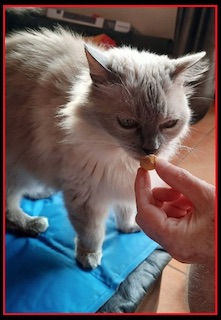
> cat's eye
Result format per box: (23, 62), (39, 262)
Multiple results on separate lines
(161, 119), (178, 129)
(118, 117), (138, 129)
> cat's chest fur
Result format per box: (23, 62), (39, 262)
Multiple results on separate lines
(60, 123), (139, 205)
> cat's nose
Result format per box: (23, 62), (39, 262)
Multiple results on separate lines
(142, 147), (158, 155)
(142, 138), (160, 155)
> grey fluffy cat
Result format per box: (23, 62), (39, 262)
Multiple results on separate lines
(6, 27), (208, 269)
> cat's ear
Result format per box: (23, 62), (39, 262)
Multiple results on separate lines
(171, 51), (209, 82)
(84, 43), (115, 84)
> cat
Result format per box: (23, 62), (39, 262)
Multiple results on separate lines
(6, 26), (209, 269)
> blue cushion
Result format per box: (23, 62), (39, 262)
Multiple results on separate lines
(6, 192), (158, 313)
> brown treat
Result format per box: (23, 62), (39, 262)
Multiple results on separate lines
(140, 154), (157, 171)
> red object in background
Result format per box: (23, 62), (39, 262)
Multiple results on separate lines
(84, 33), (116, 49)
(92, 13), (101, 18)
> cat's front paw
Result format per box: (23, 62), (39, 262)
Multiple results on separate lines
(28, 216), (49, 234)
(75, 244), (102, 269)
(7, 215), (49, 237)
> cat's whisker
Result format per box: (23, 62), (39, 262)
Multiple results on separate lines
(118, 80), (134, 99)
(183, 147), (201, 160)
(178, 145), (194, 152)
(171, 144), (194, 163)
(189, 76), (214, 88)
(190, 96), (215, 102)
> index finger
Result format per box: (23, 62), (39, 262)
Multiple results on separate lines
(155, 159), (210, 205)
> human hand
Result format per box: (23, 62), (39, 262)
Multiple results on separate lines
(135, 159), (215, 264)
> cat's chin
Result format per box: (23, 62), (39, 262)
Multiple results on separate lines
(128, 155), (153, 163)
(130, 153), (158, 162)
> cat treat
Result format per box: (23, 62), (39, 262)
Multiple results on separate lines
(140, 154), (157, 171)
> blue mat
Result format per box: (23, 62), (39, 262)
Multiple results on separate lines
(6, 192), (158, 313)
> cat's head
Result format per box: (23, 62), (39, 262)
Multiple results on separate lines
(79, 43), (209, 160)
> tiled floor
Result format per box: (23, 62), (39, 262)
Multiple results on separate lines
(138, 103), (216, 313)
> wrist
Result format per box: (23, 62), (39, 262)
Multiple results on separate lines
(187, 261), (215, 312)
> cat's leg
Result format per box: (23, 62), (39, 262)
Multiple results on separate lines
(114, 203), (141, 233)
(6, 190), (49, 237)
(64, 191), (107, 269)
(24, 184), (54, 200)
(6, 170), (49, 237)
